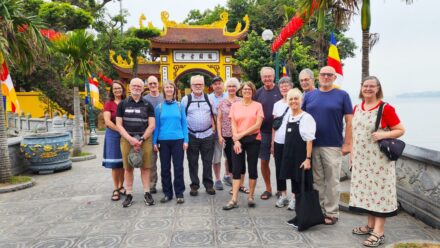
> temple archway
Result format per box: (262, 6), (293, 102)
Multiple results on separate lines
(110, 11), (249, 87)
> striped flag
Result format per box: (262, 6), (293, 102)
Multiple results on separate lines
(1, 58), (21, 113)
(282, 61), (289, 77)
(87, 75), (103, 110)
(327, 33), (344, 88)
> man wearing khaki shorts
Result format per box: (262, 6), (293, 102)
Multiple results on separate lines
(116, 78), (156, 208)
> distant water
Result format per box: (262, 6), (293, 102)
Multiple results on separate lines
(351, 96), (440, 152)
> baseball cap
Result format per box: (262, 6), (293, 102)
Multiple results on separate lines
(211, 76), (223, 84)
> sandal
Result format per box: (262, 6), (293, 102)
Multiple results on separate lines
(352, 225), (373, 235)
(239, 186), (250, 194)
(222, 200), (238, 210)
(260, 191), (272, 200)
(363, 232), (385, 247)
(324, 215), (338, 225)
(248, 198), (256, 208)
(229, 186), (250, 195)
(118, 186), (126, 195)
(111, 189), (120, 201)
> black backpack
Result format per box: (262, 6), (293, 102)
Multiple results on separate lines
(185, 93), (214, 118)
(185, 93), (216, 129)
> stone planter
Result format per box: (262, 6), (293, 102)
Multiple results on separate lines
(20, 133), (72, 174)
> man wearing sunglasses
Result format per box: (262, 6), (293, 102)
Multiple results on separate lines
(302, 66), (353, 225)
(143, 76), (164, 194)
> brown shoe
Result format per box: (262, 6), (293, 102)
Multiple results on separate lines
(206, 187), (216, 195)
(190, 188), (198, 196)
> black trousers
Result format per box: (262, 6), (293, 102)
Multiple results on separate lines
(231, 135), (260, 180)
(187, 134), (214, 189)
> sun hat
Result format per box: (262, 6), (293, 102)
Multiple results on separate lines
(128, 147), (143, 168)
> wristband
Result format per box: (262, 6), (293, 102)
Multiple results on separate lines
(306, 157), (311, 160)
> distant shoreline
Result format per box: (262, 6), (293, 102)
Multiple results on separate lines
(395, 91), (440, 98)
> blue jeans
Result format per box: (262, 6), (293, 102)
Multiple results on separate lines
(158, 139), (185, 198)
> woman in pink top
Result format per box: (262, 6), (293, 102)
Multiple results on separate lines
(223, 81), (264, 210)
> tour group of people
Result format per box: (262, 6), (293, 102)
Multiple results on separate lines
(102, 65), (404, 247)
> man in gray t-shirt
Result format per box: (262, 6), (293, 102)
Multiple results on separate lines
(142, 76), (164, 193)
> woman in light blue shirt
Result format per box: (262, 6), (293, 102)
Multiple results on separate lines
(153, 80), (188, 204)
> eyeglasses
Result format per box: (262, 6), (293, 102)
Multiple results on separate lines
(112, 87), (123, 91)
(299, 78), (311, 82)
(192, 84), (204, 87)
(319, 73), (334, 77)
(362, 85), (378, 89)
(131, 85), (143, 88)
(148, 82), (158, 85)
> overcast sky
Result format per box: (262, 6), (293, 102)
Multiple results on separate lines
(105, 0), (440, 98)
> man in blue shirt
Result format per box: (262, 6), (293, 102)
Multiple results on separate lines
(302, 66), (353, 224)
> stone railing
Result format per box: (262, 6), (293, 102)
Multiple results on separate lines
(396, 145), (440, 228)
(7, 112), (75, 135)
(341, 144), (440, 228)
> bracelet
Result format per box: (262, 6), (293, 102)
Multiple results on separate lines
(306, 157), (311, 160)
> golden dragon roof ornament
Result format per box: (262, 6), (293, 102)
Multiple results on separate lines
(160, 11), (249, 37)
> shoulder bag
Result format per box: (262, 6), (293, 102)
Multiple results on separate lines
(272, 107), (289, 130)
(374, 102), (405, 161)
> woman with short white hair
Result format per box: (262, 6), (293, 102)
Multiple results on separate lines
(279, 88), (317, 227)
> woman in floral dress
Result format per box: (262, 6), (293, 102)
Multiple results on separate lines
(349, 76), (405, 247)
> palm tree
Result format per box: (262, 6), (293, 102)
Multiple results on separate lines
(53, 29), (102, 156)
(0, 0), (47, 183)
(299, 0), (412, 79)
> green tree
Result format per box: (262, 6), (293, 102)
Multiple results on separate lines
(234, 31), (273, 87)
(53, 29), (102, 156)
(38, 2), (94, 32)
(0, 0), (48, 183)
(298, 0), (411, 78)
(183, 5), (227, 25)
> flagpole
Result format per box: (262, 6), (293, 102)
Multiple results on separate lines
(85, 76), (98, 145)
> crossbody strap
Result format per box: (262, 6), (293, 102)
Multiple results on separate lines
(374, 102), (386, 131)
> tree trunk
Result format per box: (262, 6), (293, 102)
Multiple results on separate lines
(0, 94), (13, 183)
(361, 29), (370, 80)
(72, 87), (82, 156)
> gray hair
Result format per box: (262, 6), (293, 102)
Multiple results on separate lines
(190, 75), (205, 85)
(225, 77), (240, 88)
(130, 77), (144, 86)
(260, 67), (275, 76)
(278, 76), (293, 87)
(299, 68), (314, 80)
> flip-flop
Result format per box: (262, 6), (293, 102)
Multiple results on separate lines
(260, 191), (272, 200)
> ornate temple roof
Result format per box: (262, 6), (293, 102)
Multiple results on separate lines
(151, 11), (249, 49)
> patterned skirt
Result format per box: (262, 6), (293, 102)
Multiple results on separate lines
(102, 128), (123, 169)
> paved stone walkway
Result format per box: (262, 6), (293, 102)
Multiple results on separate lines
(1, 135), (439, 248)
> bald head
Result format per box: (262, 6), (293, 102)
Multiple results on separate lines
(147, 75), (159, 94)
(318, 66), (337, 91)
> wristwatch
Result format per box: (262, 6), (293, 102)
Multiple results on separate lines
(139, 136), (145, 142)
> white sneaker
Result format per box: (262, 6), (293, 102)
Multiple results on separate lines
(275, 195), (289, 208)
(287, 197), (296, 211)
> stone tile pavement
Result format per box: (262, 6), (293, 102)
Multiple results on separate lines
(0, 135), (439, 247)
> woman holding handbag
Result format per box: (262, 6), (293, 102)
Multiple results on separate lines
(279, 88), (318, 229)
(349, 76), (405, 247)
